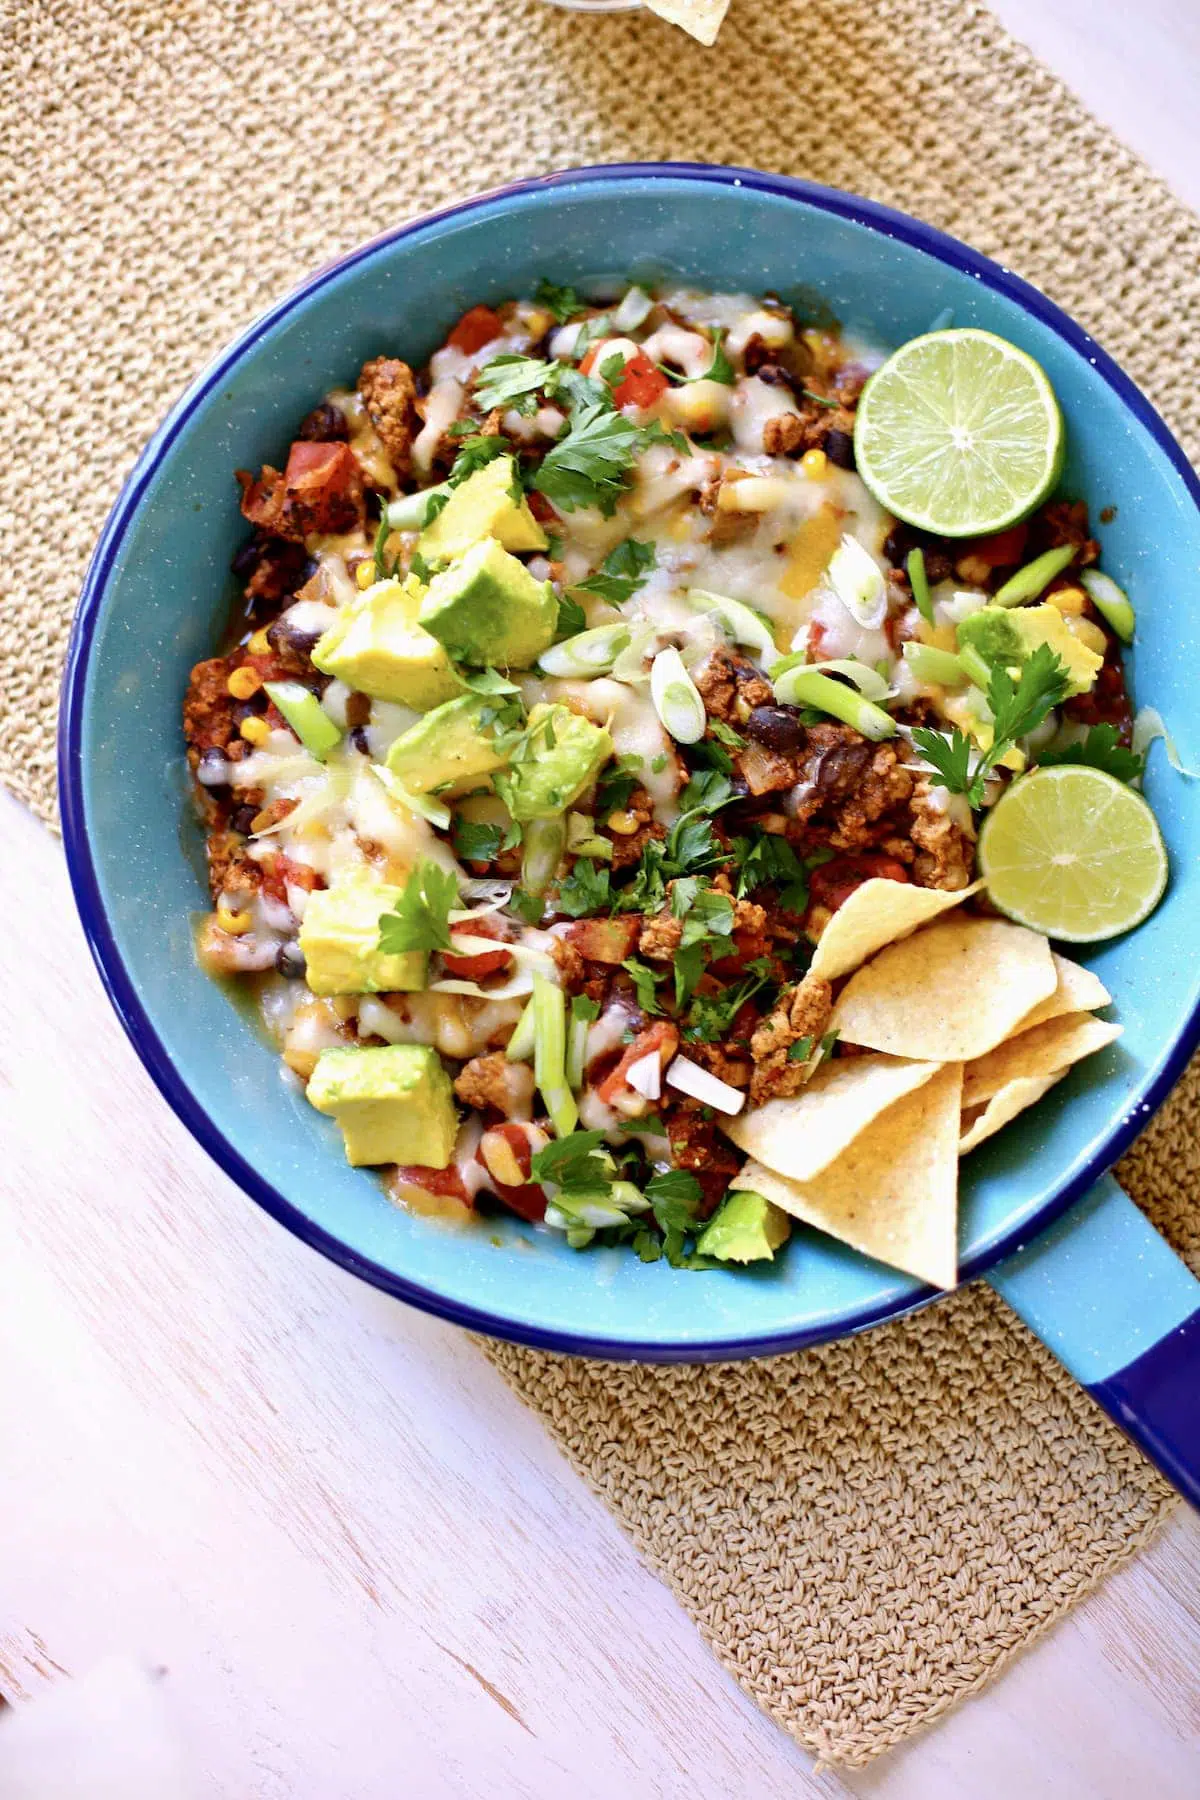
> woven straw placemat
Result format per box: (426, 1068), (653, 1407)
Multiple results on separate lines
(5, 0), (1199, 1768)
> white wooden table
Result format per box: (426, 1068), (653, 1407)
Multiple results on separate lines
(3, 7), (1199, 1793)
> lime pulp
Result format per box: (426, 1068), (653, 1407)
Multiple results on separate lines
(978, 764), (1168, 942)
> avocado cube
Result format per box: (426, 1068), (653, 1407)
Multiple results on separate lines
(313, 576), (463, 710)
(419, 538), (556, 669)
(419, 455), (548, 560)
(306, 1044), (457, 1168)
(696, 1190), (791, 1263)
(385, 693), (511, 797)
(502, 703), (613, 822)
(299, 880), (427, 996)
(956, 603), (1102, 697)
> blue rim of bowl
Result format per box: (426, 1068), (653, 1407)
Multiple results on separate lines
(59, 162), (1200, 1362)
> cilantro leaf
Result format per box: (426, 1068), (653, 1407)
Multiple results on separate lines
(533, 393), (644, 516)
(508, 886), (544, 925)
(530, 1130), (610, 1190)
(575, 538), (656, 607)
(621, 957), (665, 1014)
(666, 809), (726, 874)
(474, 354), (561, 416)
(709, 719), (746, 750)
(644, 1168), (705, 1267)
(786, 1035), (815, 1063)
(1039, 723), (1145, 784)
(452, 819), (503, 864)
(426, 433), (512, 520)
(733, 833), (809, 911)
(673, 888), (735, 1007)
(458, 665), (523, 697)
(377, 859), (459, 955)
(556, 859), (612, 918)
(680, 767), (736, 812)
(659, 328), (736, 388)
(596, 753), (643, 817)
(910, 725), (975, 796)
(534, 278), (584, 324)
(555, 594), (586, 639)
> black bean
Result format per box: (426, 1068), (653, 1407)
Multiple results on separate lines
(231, 536), (262, 577)
(275, 942), (307, 980)
(197, 746), (230, 789)
(883, 523), (916, 568)
(232, 697), (265, 726)
(924, 551), (954, 585)
(296, 402), (349, 442)
(754, 361), (796, 391)
(231, 804), (259, 835)
(746, 705), (806, 753)
(350, 725), (371, 755)
(824, 428), (855, 470)
(266, 617), (322, 659)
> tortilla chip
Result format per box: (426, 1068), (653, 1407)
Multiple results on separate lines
(1010, 952), (1111, 1035)
(809, 878), (984, 982)
(724, 1053), (942, 1184)
(959, 1072), (1067, 1154)
(832, 917), (1057, 1062)
(732, 1064), (964, 1289)
(644, 0), (729, 44)
(961, 1013), (1123, 1110)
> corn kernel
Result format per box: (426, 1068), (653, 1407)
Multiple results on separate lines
(606, 810), (639, 835)
(216, 904), (253, 936)
(283, 1046), (320, 1080)
(227, 665), (262, 700)
(1065, 614), (1109, 656)
(356, 557), (376, 589)
(800, 448), (828, 480)
(239, 714), (270, 747)
(1045, 585), (1087, 616)
(248, 628), (272, 655)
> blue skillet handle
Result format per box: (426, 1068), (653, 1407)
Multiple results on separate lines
(988, 1171), (1200, 1508)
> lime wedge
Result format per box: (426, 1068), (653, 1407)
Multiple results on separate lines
(978, 765), (1167, 942)
(854, 329), (1064, 538)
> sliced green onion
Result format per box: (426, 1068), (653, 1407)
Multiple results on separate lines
(994, 544), (1076, 607)
(505, 996), (537, 1063)
(827, 534), (887, 628)
(532, 973), (578, 1138)
(907, 547), (935, 626)
(538, 622), (631, 677)
(386, 484), (451, 531)
(650, 646), (706, 744)
(956, 643), (996, 693)
(1132, 707), (1200, 778)
(805, 658), (891, 702)
(262, 682), (343, 762)
(685, 588), (780, 669)
(611, 622), (659, 685)
(771, 667), (896, 739)
(521, 815), (567, 896)
(613, 285), (654, 332)
(1080, 569), (1136, 643)
(901, 643), (966, 687)
(566, 1013), (590, 1092)
(565, 814), (614, 860)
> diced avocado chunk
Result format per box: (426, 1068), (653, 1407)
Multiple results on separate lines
(956, 604), (1102, 697)
(263, 681), (342, 761)
(299, 879), (426, 996)
(697, 1190), (791, 1263)
(306, 1044), (457, 1168)
(385, 693), (511, 797)
(419, 455), (548, 559)
(501, 703), (613, 822)
(419, 538), (556, 668)
(312, 576), (462, 710)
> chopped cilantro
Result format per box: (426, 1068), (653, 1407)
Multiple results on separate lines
(673, 888), (735, 1008)
(571, 994), (602, 1025)
(709, 719), (746, 750)
(621, 957), (665, 1014)
(409, 550), (436, 584)
(530, 1129), (610, 1189)
(474, 354), (559, 416)
(556, 859), (612, 918)
(680, 767), (736, 812)
(684, 963), (772, 1043)
(575, 538), (656, 607)
(377, 859), (458, 955)
(556, 594), (587, 639)
(596, 753), (643, 817)
(532, 388), (645, 516)
(786, 1036), (814, 1063)
(508, 885), (544, 925)
(658, 328), (736, 388)
(534, 278), (584, 324)
(644, 1168), (706, 1267)
(734, 833), (809, 911)
(452, 819), (504, 864)
(913, 644), (1072, 807)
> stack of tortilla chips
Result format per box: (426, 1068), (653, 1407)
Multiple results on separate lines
(644, 0), (729, 45)
(724, 881), (1121, 1291)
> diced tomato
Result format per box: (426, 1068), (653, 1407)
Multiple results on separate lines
(440, 915), (515, 981)
(281, 440), (364, 536)
(597, 1021), (680, 1105)
(708, 926), (771, 979)
(394, 1164), (472, 1204)
(964, 522), (1029, 570)
(580, 345), (668, 411)
(477, 1123), (547, 1223)
(448, 305), (504, 355)
(563, 916), (641, 965)
(806, 853), (909, 925)
(260, 849), (320, 904)
(527, 490), (559, 525)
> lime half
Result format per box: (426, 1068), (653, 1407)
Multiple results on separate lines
(979, 765), (1167, 942)
(854, 329), (1064, 537)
